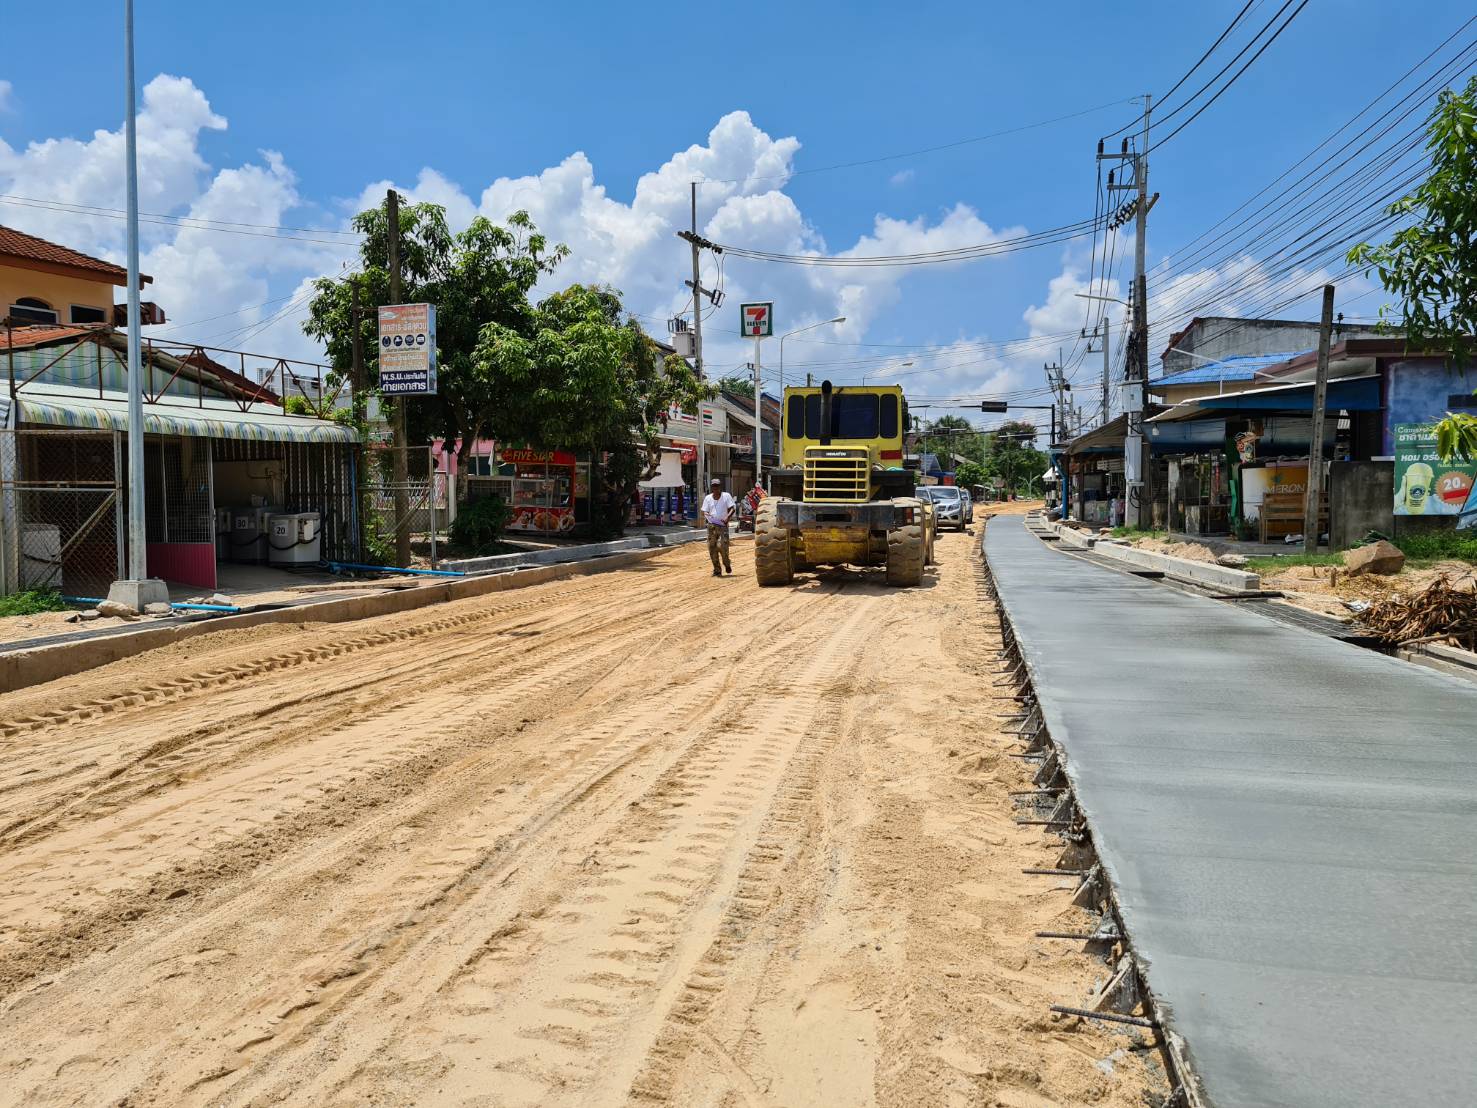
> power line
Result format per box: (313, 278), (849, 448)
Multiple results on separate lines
(1153, 0), (1313, 148)
(0, 193), (362, 245)
(700, 98), (1138, 186)
(715, 215), (1104, 267)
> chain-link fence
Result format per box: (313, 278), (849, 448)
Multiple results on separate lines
(1, 428), (124, 597)
(362, 472), (450, 566)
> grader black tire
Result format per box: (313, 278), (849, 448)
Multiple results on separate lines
(754, 498), (794, 586)
(886, 523), (926, 587)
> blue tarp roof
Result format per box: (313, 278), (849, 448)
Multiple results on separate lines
(1148, 351), (1309, 390)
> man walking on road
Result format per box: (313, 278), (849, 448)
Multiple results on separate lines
(701, 477), (735, 576)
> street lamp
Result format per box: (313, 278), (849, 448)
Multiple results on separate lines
(778, 316), (846, 396)
(861, 359), (913, 386)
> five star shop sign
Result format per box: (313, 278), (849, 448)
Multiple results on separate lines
(377, 303), (438, 395)
(740, 301), (774, 338)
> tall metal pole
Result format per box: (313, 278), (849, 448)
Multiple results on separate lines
(386, 188), (412, 567)
(690, 183), (707, 495)
(1303, 285), (1335, 554)
(123, 0), (146, 580)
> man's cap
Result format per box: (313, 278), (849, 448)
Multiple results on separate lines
(710, 478), (721, 486)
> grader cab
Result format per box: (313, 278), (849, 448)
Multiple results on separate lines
(755, 380), (935, 586)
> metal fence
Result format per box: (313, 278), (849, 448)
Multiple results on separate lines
(0, 428), (124, 597)
(363, 473), (449, 566)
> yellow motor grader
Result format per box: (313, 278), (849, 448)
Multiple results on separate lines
(755, 380), (935, 587)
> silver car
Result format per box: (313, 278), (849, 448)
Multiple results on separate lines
(959, 488), (974, 525)
(920, 485), (966, 531)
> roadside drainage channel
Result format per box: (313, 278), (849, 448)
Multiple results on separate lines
(976, 530), (1206, 1108)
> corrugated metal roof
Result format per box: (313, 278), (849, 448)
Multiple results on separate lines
(1148, 350), (1309, 389)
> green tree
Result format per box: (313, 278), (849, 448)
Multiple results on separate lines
(717, 375), (754, 398)
(1348, 75), (1477, 368)
(954, 460), (990, 491)
(918, 414), (982, 469)
(984, 420), (1048, 496)
(302, 200), (567, 492)
(1436, 410), (1477, 462)
(473, 283), (707, 536)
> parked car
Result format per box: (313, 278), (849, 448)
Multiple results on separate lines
(959, 488), (974, 525)
(918, 485), (966, 530)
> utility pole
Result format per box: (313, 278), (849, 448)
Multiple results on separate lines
(386, 188), (412, 568)
(1303, 284), (1335, 554)
(689, 183), (707, 495)
(1095, 317), (1111, 428)
(350, 280), (367, 559)
(1099, 94), (1154, 527)
(1133, 94), (1152, 527)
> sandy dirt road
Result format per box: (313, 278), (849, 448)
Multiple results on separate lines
(0, 515), (1160, 1108)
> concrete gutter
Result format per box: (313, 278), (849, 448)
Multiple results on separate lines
(1397, 640), (1477, 684)
(1092, 540), (1260, 592)
(0, 546), (667, 694)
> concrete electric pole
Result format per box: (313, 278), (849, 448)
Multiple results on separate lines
(1303, 284), (1335, 554)
(1099, 94), (1153, 527)
(689, 183), (706, 494)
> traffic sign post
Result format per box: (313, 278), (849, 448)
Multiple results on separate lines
(377, 303), (438, 395)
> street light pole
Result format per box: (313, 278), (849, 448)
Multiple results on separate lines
(123, 0), (144, 581)
(777, 317), (844, 444)
(861, 359), (913, 386)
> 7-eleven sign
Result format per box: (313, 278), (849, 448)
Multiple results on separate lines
(740, 302), (774, 338)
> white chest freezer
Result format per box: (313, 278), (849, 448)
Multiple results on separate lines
(267, 512), (322, 565)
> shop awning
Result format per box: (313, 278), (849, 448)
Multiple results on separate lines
(663, 433), (738, 449)
(16, 388), (356, 444)
(1148, 374), (1379, 421)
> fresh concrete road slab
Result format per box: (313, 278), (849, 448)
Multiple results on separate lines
(986, 516), (1477, 1108)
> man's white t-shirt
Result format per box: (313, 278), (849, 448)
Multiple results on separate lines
(702, 492), (735, 526)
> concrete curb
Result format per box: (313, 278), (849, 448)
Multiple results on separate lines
(1092, 541), (1261, 592)
(1397, 640), (1477, 684)
(1052, 523), (1096, 551)
(0, 547), (668, 694)
(438, 537), (650, 573)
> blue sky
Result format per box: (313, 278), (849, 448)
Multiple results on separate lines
(1, 0), (1472, 425)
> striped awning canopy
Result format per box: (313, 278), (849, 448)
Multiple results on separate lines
(16, 389), (356, 444)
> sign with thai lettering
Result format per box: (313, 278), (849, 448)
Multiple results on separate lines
(1394, 422), (1477, 522)
(377, 303), (437, 394)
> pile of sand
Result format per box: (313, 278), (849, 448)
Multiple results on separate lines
(1134, 537), (1219, 563)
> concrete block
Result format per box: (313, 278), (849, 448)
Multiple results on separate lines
(1093, 542), (1261, 592)
(1055, 526), (1095, 551)
(106, 578), (169, 612)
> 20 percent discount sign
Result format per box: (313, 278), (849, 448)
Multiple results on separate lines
(377, 303), (438, 395)
(740, 302), (773, 338)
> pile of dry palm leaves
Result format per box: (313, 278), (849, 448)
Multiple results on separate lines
(1354, 573), (1477, 646)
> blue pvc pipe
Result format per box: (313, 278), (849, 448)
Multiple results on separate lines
(322, 560), (465, 578)
(63, 596), (242, 613)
